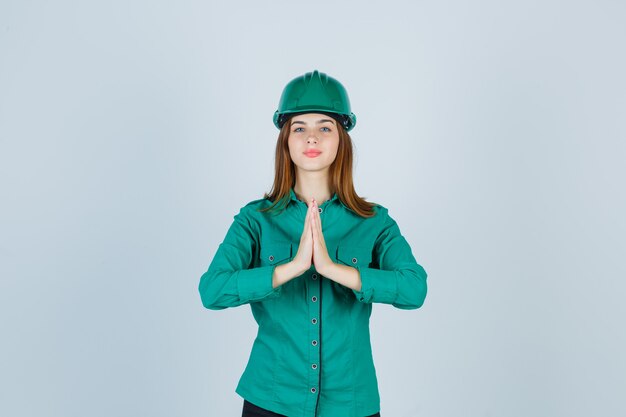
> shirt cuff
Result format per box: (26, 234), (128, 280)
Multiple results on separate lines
(236, 265), (282, 302)
(351, 266), (399, 304)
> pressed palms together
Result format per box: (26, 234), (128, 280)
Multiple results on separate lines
(272, 197), (362, 291)
(292, 198), (335, 277)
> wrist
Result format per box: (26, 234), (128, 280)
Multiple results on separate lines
(273, 262), (300, 288)
(316, 261), (337, 279)
(288, 259), (309, 277)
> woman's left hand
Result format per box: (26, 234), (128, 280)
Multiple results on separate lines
(310, 198), (335, 276)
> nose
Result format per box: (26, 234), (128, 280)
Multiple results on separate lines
(307, 134), (318, 143)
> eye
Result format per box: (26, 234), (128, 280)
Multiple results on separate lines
(293, 127), (304, 132)
(321, 127), (331, 132)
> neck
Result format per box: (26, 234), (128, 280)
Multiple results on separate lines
(293, 171), (331, 205)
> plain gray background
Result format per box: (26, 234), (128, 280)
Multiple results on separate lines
(1, 1), (625, 416)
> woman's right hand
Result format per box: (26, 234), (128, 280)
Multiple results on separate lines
(272, 200), (314, 288)
(291, 199), (314, 275)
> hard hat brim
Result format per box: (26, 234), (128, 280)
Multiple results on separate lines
(273, 109), (356, 132)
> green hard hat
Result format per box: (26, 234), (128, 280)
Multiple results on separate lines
(273, 70), (357, 132)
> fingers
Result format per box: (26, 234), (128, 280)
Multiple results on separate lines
(311, 199), (321, 241)
(303, 200), (310, 230)
(302, 199), (314, 242)
(303, 199), (313, 228)
(306, 203), (313, 232)
(303, 198), (323, 243)
(297, 201), (314, 268)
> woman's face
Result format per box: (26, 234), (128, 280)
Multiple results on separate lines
(287, 113), (340, 176)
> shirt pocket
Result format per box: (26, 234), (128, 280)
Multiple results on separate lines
(259, 242), (293, 267)
(332, 244), (373, 301)
(335, 244), (373, 269)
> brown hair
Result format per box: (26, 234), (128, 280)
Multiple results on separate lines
(259, 116), (377, 218)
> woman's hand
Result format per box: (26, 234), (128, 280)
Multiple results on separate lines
(290, 197), (334, 276)
(290, 200), (314, 276)
(274, 197), (362, 291)
(310, 198), (335, 276)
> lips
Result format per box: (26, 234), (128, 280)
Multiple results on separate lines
(304, 150), (322, 157)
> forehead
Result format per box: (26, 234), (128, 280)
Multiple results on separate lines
(290, 113), (336, 124)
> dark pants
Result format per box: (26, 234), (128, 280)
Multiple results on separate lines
(242, 399), (381, 417)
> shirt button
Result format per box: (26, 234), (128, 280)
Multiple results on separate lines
(352, 257), (357, 264)
(312, 340), (318, 346)
(311, 318), (317, 324)
(269, 255), (275, 262)
(312, 363), (317, 370)
(311, 387), (317, 393)
(318, 207), (323, 213)
(312, 273), (318, 280)
(311, 296), (317, 302)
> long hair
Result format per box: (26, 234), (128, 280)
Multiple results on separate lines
(259, 117), (377, 218)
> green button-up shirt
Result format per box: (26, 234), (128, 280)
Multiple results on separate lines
(198, 188), (428, 417)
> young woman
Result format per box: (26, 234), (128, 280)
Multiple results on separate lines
(199, 70), (428, 417)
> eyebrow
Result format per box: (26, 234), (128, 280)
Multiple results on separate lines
(290, 119), (336, 126)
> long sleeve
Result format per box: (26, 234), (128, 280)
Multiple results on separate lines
(198, 207), (282, 310)
(351, 208), (428, 309)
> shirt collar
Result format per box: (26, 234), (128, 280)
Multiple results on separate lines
(289, 187), (339, 206)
